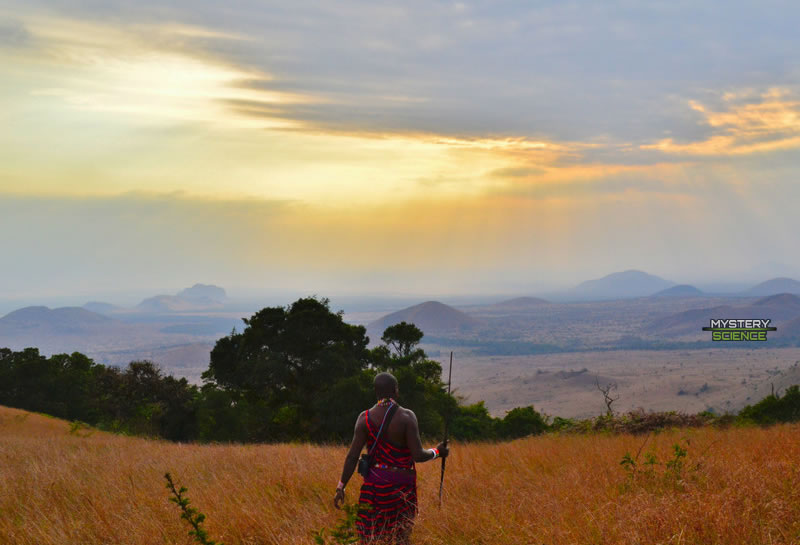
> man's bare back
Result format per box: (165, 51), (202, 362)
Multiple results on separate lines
(355, 403), (429, 461)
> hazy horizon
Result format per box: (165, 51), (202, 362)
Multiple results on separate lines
(0, 269), (794, 318)
(3, 1), (800, 300)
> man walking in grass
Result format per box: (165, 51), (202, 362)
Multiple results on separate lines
(334, 372), (449, 544)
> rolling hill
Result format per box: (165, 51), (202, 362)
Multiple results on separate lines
(366, 300), (478, 340)
(0, 304), (223, 377)
(744, 277), (800, 296)
(644, 293), (800, 338)
(0, 305), (137, 356)
(0, 306), (114, 335)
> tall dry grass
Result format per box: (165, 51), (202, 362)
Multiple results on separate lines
(1, 405), (799, 544)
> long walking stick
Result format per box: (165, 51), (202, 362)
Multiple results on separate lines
(438, 351), (453, 508)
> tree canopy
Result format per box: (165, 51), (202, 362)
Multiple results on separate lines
(0, 296), (554, 443)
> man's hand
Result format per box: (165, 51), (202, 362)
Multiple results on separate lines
(333, 487), (345, 509)
(436, 441), (450, 459)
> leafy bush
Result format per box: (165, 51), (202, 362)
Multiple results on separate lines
(739, 385), (800, 425)
(496, 406), (548, 439)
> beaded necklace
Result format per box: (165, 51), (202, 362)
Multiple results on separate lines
(377, 397), (395, 407)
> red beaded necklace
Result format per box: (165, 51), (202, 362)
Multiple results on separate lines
(377, 397), (395, 407)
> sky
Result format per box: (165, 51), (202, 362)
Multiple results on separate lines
(1, 1), (800, 301)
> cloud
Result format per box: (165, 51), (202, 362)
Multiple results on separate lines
(5, 14), (319, 130)
(5, 2), (800, 174)
(0, 19), (30, 47)
(642, 88), (800, 156)
(3, 1), (800, 298)
(490, 166), (547, 178)
(9, 0), (800, 147)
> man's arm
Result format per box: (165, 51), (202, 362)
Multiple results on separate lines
(334, 411), (368, 509)
(404, 409), (449, 463)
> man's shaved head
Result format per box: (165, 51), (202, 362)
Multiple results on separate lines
(374, 372), (399, 399)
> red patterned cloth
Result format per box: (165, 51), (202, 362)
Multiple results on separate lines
(356, 407), (417, 543)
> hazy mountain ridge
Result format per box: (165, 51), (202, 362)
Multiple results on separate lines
(488, 296), (551, 311)
(643, 294), (800, 339)
(137, 284), (227, 313)
(137, 295), (224, 313)
(4, 273), (800, 391)
(0, 306), (114, 334)
(177, 283), (226, 302)
(0, 297), (235, 381)
(744, 278), (800, 296)
(651, 284), (704, 298)
(570, 270), (675, 299)
(83, 302), (120, 315)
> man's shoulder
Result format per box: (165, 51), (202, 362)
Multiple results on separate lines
(356, 411), (367, 429)
(397, 405), (417, 421)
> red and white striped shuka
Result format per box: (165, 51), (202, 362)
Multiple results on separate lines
(355, 408), (417, 544)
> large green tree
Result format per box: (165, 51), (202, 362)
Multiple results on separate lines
(201, 297), (373, 440)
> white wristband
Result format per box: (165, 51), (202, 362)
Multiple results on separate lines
(428, 447), (439, 460)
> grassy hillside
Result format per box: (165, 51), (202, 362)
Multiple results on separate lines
(1, 406), (799, 544)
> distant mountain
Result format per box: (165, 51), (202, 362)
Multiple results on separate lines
(177, 284), (226, 303)
(643, 304), (737, 337)
(489, 296), (550, 310)
(367, 301), (478, 340)
(572, 270), (674, 299)
(137, 284), (226, 313)
(137, 295), (221, 313)
(83, 301), (119, 315)
(0, 304), (224, 367)
(773, 315), (800, 339)
(651, 284), (704, 298)
(0, 306), (113, 335)
(744, 278), (800, 296)
(750, 293), (800, 309)
(644, 293), (800, 338)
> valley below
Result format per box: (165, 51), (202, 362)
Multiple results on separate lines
(4, 275), (800, 418)
(443, 347), (800, 418)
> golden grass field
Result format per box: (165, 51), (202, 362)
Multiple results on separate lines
(1, 405), (799, 545)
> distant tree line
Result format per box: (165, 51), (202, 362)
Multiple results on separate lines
(1, 296), (798, 443)
(0, 349), (197, 440)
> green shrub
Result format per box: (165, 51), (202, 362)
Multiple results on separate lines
(738, 385), (800, 425)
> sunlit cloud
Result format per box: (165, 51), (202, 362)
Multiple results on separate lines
(642, 88), (800, 156)
(6, 14), (316, 129)
(1, 1), (800, 297)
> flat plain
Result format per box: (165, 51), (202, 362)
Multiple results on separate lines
(446, 347), (800, 418)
